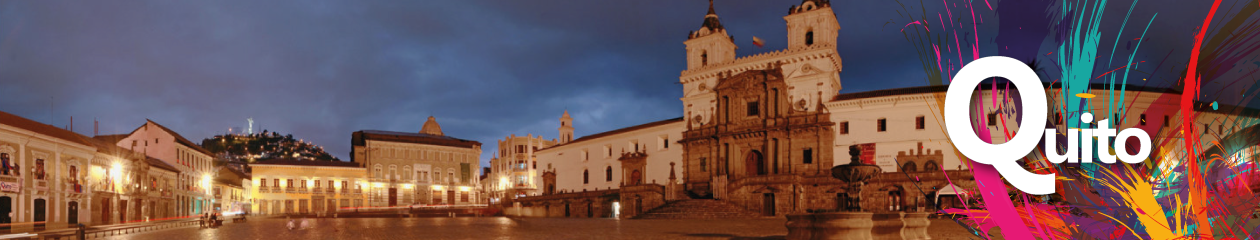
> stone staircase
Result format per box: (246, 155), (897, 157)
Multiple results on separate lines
(633, 199), (762, 219)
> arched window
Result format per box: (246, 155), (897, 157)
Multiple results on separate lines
(805, 31), (814, 46)
(605, 166), (613, 182)
(902, 162), (918, 172)
(924, 161), (939, 172)
(583, 170), (590, 184)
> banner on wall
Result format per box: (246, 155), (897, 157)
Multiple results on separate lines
(857, 143), (876, 164)
(0, 180), (21, 193)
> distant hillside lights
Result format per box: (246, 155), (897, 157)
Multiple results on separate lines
(944, 57), (1152, 195)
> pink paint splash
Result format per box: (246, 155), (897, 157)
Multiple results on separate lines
(968, 88), (1036, 239)
(903, 21), (929, 32)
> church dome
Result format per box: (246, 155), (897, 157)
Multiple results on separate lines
(420, 116), (444, 136)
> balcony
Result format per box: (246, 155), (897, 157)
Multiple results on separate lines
(259, 187), (269, 193)
(312, 187), (323, 194)
(297, 187), (308, 194)
(326, 188), (336, 194)
(65, 182), (83, 193)
(285, 187), (296, 193)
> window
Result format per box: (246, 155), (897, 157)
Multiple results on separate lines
(877, 118), (887, 132)
(34, 159), (45, 180)
(915, 116), (925, 130)
(287, 179), (293, 188)
(517, 145), (525, 153)
(805, 31), (814, 45)
(314, 180), (321, 188)
(1140, 114), (1147, 126)
(582, 149), (590, 160)
(1205, 124), (1210, 133)
(260, 178), (267, 187)
(606, 166), (613, 182)
(1219, 124), (1224, 134)
(274, 179), (279, 187)
(987, 113), (998, 126)
(747, 101), (759, 116)
(604, 145), (612, 158)
(839, 121), (849, 134)
(803, 149), (814, 164)
(1164, 115), (1170, 127)
(701, 51), (708, 66)
(1114, 113), (1121, 125)
(1055, 112), (1063, 125)
(583, 170), (590, 184)
(661, 136), (669, 149)
(902, 162), (918, 172)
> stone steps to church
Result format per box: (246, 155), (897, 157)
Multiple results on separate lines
(633, 199), (761, 219)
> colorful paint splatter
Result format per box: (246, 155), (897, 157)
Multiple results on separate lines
(895, 0), (1260, 238)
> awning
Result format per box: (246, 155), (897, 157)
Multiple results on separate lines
(936, 183), (968, 196)
(935, 183), (969, 203)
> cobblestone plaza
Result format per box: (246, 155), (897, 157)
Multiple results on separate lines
(98, 217), (980, 239)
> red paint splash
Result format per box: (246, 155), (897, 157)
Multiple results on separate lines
(1180, 0), (1223, 237)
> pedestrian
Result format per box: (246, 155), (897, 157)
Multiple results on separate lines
(287, 217), (295, 230)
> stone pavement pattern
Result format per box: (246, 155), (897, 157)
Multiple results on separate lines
(100, 217), (981, 239)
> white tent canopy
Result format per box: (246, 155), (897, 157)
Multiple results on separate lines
(936, 183), (968, 195)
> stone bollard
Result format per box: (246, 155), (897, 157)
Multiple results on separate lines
(785, 214), (815, 240)
(902, 212), (932, 240)
(871, 212), (905, 240)
(811, 212), (873, 240)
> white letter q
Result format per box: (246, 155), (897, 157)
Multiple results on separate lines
(944, 56), (1054, 195)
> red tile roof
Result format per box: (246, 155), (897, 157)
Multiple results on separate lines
(250, 159), (362, 168)
(351, 130), (481, 148)
(0, 111), (95, 147)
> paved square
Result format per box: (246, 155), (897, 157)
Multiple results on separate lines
(99, 217), (981, 239)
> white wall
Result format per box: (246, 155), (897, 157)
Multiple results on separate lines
(535, 121), (684, 195)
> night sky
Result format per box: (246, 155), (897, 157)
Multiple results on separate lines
(0, 1), (1241, 166)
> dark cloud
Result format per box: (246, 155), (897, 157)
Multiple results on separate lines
(0, 0), (1243, 166)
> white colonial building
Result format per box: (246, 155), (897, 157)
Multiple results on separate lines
(534, 114), (685, 195)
